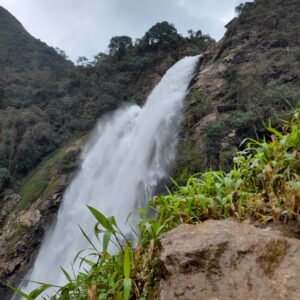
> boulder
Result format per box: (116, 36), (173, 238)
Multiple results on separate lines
(159, 220), (300, 300)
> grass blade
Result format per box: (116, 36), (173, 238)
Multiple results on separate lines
(87, 205), (115, 234)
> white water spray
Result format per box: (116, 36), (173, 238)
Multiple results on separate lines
(20, 55), (200, 297)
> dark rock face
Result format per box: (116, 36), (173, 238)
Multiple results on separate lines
(159, 220), (300, 300)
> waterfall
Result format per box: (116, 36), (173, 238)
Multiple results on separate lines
(19, 55), (200, 298)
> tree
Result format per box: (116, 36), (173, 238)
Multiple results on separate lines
(76, 56), (89, 66)
(55, 47), (68, 60)
(93, 52), (109, 65)
(15, 122), (57, 174)
(143, 21), (179, 47)
(108, 36), (133, 58)
(188, 29), (203, 40)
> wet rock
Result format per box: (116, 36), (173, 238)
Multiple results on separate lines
(159, 220), (300, 300)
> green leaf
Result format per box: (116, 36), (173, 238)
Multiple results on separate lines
(109, 272), (117, 293)
(136, 207), (147, 215)
(81, 257), (95, 268)
(268, 125), (283, 138)
(169, 176), (180, 188)
(79, 225), (98, 251)
(60, 286), (71, 300)
(72, 248), (87, 265)
(108, 215), (117, 227)
(60, 267), (73, 284)
(87, 205), (115, 234)
(103, 231), (111, 253)
(29, 283), (51, 299)
(123, 245), (131, 279)
(125, 212), (133, 224)
(6, 284), (33, 300)
(123, 278), (132, 300)
(94, 223), (104, 241)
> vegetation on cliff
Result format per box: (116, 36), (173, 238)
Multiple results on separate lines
(173, 0), (300, 183)
(12, 106), (299, 299)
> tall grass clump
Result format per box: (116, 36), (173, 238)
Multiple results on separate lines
(11, 106), (300, 299)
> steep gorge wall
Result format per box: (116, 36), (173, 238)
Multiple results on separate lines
(173, 0), (300, 182)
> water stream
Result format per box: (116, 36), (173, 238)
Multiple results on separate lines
(19, 55), (200, 298)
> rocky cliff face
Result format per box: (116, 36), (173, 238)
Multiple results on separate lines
(173, 0), (300, 182)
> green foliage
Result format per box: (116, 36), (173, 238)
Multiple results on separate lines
(15, 139), (82, 212)
(15, 107), (300, 299)
(12, 206), (136, 299)
(123, 245), (132, 300)
(17, 174), (48, 212)
(143, 21), (178, 48)
(108, 36), (133, 58)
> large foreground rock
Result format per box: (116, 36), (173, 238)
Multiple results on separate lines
(159, 220), (300, 300)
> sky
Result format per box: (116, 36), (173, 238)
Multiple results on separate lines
(0, 0), (250, 62)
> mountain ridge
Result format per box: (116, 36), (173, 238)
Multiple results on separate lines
(0, 6), (24, 30)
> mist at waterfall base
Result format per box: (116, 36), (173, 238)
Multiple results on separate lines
(19, 55), (200, 297)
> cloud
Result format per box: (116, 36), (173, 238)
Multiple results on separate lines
(0, 0), (250, 61)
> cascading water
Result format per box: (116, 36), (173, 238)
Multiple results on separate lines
(19, 55), (200, 298)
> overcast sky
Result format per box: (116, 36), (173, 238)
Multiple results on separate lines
(0, 0), (250, 61)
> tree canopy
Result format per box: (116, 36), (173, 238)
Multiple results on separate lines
(108, 36), (133, 58)
(141, 21), (179, 49)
